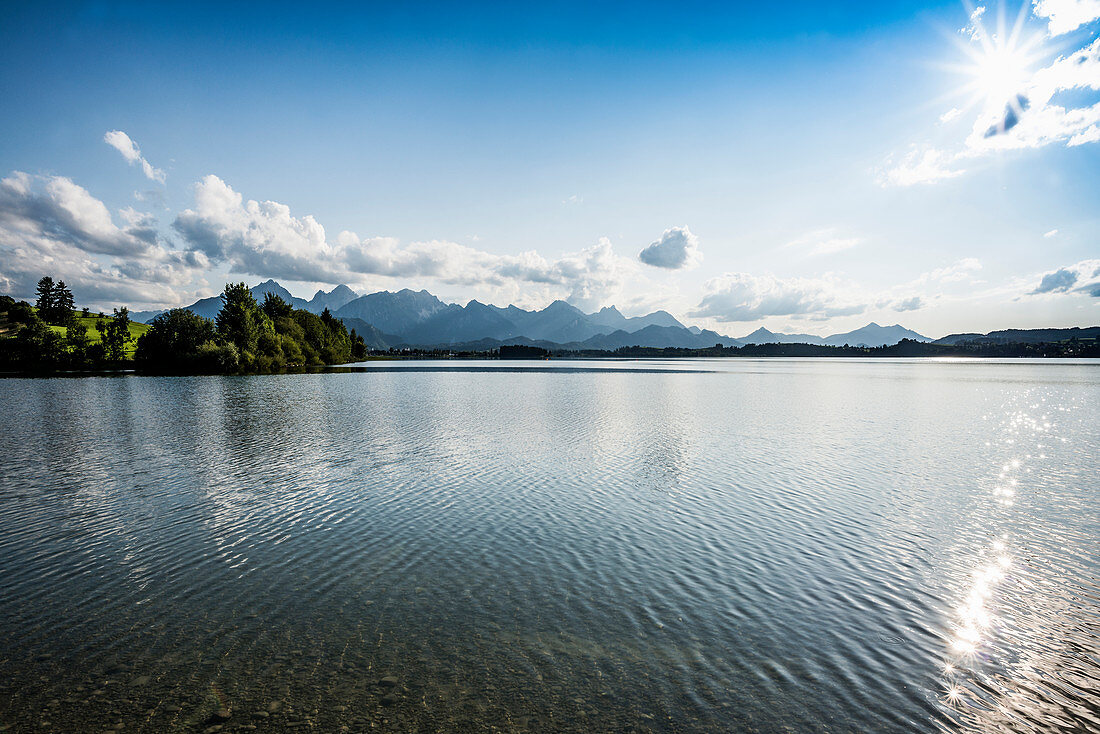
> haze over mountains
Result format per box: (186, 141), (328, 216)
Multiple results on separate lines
(132, 280), (937, 349)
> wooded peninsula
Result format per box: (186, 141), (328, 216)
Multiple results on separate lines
(1, 277), (367, 374)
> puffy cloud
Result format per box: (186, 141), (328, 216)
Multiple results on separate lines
(0, 171), (203, 306)
(1044, 228), (1059, 237)
(1029, 259), (1100, 294)
(1033, 0), (1100, 35)
(553, 238), (629, 308)
(174, 175), (635, 310)
(892, 296), (924, 312)
(690, 272), (867, 322)
(1032, 267), (1079, 292)
(103, 130), (165, 184)
(982, 94), (1030, 138)
(1, 172), (159, 257)
(174, 175), (341, 283)
(638, 226), (703, 270)
(689, 257), (984, 323)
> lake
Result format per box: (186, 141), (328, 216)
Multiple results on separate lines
(0, 358), (1097, 732)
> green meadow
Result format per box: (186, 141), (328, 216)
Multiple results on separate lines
(47, 314), (151, 358)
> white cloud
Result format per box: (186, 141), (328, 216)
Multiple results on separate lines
(0, 171), (203, 306)
(104, 130), (166, 184)
(940, 107), (963, 123)
(174, 175), (638, 310)
(962, 6), (988, 39)
(914, 257), (984, 284)
(690, 258), (981, 324)
(892, 295), (924, 312)
(638, 226), (703, 269)
(784, 228), (862, 257)
(1, 172), (155, 257)
(881, 147), (966, 186)
(690, 272), (867, 322)
(1044, 228), (1059, 237)
(174, 174), (341, 283)
(1033, 0), (1100, 35)
(1029, 258), (1100, 295)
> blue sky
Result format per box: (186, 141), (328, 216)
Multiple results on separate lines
(1, 0), (1098, 338)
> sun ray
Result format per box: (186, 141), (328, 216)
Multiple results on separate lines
(939, 2), (1055, 118)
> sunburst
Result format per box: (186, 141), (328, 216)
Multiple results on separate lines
(941, 3), (1052, 122)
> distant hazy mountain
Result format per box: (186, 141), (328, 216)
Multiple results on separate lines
(737, 323), (929, 347)
(739, 327), (825, 345)
(331, 288), (722, 348)
(588, 305), (628, 329)
(402, 324), (741, 352)
(129, 308), (167, 323)
(403, 301), (520, 344)
(628, 310), (685, 330)
(337, 317), (399, 350)
(935, 326), (1100, 345)
(308, 284), (359, 313)
(573, 325), (740, 350)
(334, 289), (450, 334)
(822, 323), (929, 347)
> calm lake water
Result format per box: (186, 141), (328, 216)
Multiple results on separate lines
(0, 359), (1097, 733)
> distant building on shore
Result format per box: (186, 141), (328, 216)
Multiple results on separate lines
(499, 345), (550, 360)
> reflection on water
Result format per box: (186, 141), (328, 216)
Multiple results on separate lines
(937, 390), (1100, 733)
(0, 359), (1097, 733)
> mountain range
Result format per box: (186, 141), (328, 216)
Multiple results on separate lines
(739, 323), (929, 348)
(131, 280), (936, 350)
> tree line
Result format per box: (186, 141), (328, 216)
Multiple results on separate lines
(0, 277), (367, 373)
(558, 339), (1100, 359)
(136, 283), (367, 371)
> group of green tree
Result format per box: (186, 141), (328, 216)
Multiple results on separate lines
(0, 277), (367, 373)
(0, 277), (134, 370)
(136, 282), (367, 372)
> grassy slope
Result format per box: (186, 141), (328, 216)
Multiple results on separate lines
(46, 314), (151, 358)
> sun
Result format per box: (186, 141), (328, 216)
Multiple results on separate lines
(946, 3), (1050, 112)
(972, 42), (1032, 105)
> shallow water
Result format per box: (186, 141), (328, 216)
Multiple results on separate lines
(0, 358), (1097, 732)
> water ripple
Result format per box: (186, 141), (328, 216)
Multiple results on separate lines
(0, 359), (1096, 732)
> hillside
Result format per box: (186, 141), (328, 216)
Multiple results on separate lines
(48, 314), (151, 358)
(935, 326), (1100, 345)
